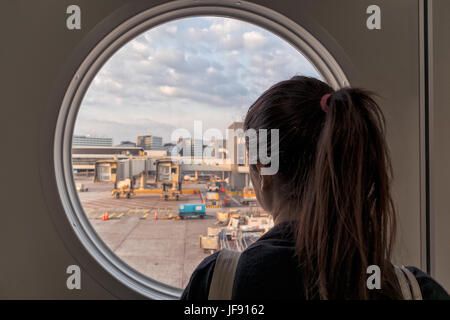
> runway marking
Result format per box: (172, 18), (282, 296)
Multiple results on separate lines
(117, 213), (125, 219)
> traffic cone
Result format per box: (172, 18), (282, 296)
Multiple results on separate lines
(102, 211), (109, 221)
(154, 210), (158, 220)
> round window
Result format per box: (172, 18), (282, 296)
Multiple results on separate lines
(54, 1), (348, 299)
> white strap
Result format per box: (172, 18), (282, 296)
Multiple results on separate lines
(401, 266), (423, 300)
(208, 249), (241, 300)
(394, 265), (422, 300)
(394, 265), (412, 300)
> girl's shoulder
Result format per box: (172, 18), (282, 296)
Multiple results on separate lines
(405, 266), (449, 300)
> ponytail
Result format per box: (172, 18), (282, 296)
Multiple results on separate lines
(244, 76), (403, 299)
(296, 88), (401, 299)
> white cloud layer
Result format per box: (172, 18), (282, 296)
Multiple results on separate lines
(75, 17), (320, 145)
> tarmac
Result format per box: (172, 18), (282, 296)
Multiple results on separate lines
(76, 177), (221, 289)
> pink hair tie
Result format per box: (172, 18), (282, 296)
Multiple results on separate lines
(320, 93), (332, 112)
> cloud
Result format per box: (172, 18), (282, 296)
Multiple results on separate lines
(159, 85), (178, 96)
(165, 25), (177, 34)
(243, 31), (267, 50)
(130, 39), (149, 53)
(76, 17), (321, 145)
(209, 18), (242, 35)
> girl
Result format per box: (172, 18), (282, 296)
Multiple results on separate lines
(181, 76), (449, 300)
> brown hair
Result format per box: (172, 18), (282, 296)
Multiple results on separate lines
(244, 76), (402, 299)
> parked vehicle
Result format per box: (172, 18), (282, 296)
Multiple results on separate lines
(205, 191), (220, 206)
(240, 186), (257, 204)
(111, 178), (133, 198)
(178, 203), (206, 219)
(75, 182), (88, 192)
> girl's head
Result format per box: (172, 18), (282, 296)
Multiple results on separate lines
(244, 76), (401, 299)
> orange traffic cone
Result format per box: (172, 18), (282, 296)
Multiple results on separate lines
(102, 211), (109, 221)
(154, 210), (158, 220)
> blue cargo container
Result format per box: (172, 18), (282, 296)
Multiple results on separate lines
(178, 203), (206, 219)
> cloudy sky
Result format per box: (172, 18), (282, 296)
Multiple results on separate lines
(74, 16), (321, 145)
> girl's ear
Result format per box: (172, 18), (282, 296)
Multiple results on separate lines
(257, 164), (273, 191)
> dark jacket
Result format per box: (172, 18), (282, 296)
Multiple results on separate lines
(181, 221), (449, 300)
